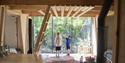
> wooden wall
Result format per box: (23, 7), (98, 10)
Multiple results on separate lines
(117, 0), (125, 63)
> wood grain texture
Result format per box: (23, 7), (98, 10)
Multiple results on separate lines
(0, 54), (42, 63)
(34, 6), (51, 52)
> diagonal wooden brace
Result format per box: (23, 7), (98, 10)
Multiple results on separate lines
(34, 6), (51, 52)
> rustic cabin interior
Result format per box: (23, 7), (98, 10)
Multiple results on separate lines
(0, 0), (124, 63)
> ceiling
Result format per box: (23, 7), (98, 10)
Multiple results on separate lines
(1, 0), (114, 17)
(8, 5), (114, 17)
(0, 0), (103, 5)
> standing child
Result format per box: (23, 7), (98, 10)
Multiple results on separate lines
(65, 35), (71, 56)
(80, 56), (83, 63)
(54, 32), (62, 57)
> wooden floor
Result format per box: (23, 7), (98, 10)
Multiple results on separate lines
(0, 54), (80, 63)
(0, 54), (42, 63)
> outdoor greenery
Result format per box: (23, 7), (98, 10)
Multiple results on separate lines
(32, 16), (93, 54)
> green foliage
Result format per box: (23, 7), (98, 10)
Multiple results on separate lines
(32, 16), (44, 39)
(33, 16), (93, 53)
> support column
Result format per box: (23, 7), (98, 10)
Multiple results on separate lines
(97, 0), (113, 63)
(92, 17), (97, 56)
(112, 0), (118, 63)
(116, 0), (125, 63)
(28, 18), (33, 54)
(0, 5), (6, 46)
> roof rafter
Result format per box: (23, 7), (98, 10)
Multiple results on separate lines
(51, 6), (58, 17)
(61, 6), (65, 17)
(77, 7), (94, 17)
(9, 5), (47, 10)
(38, 10), (45, 15)
(72, 6), (83, 17)
(66, 6), (74, 17)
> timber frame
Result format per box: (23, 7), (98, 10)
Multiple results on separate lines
(0, 0), (117, 63)
(0, 0), (103, 5)
(34, 6), (51, 52)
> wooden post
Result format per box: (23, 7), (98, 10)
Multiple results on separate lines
(96, 0), (113, 63)
(28, 19), (33, 54)
(34, 6), (51, 52)
(18, 16), (24, 53)
(0, 5), (6, 46)
(112, 0), (119, 63)
(114, 0), (125, 63)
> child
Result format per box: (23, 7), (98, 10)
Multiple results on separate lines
(54, 32), (62, 57)
(65, 35), (71, 56)
(80, 56), (83, 63)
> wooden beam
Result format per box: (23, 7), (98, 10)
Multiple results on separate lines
(50, 9), (100, 17)
(77, 7), (94, 17)
(0, 6), (6, 46)
(34, 6), (51, 52)
(96, 0), (113, 63)
(25, 9), (100, 17)
(72, 6), (83, 17)
(38, 10), (45, 15)
(56, 6), (61, 11)
(36, 14), (51, 52)
(112, 0), (118, 63)
(9, 5), (102, 16)
(67, 6), (74, 17)
(75, 7), (89, 16)
(9, 5), (47, 10)
(65, 6), (70, 11)
(73, 6), (79, 11)
(22, 10), (43, 16)
(51, 6), (58, 17)
(27, 19), (33, 54)
(18, 16), (24, 53)
(0, 0), (104, 5)
(56, 6), (61, 16)
(27, 12), (99, 17)
(61, 6), (65, 17)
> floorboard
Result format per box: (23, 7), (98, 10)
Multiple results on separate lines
(0, 54), (42, 63)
